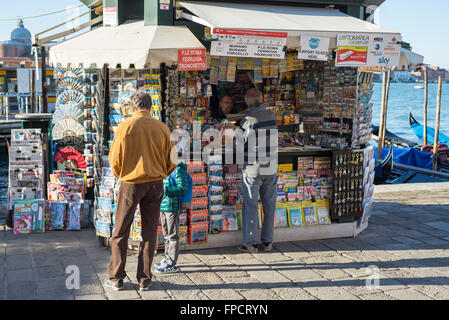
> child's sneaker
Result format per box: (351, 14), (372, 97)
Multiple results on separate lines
(155, 260), (180, 273)
(155, 257), (168, 268)
(104, 278), (123, 291)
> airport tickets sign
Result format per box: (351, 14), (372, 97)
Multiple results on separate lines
(336, 33), (401, 67)
(298, 36), (330, 61)
(211, 28), (287, 59)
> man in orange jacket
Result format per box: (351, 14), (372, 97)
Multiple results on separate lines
(105, 90), (177, 291)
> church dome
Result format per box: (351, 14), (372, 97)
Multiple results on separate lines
(11, 19), (31, 44)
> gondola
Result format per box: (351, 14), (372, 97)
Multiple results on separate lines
(374, 142), (393, 184)
(372, 125), (418, 148)
(409, 110), (449, 145)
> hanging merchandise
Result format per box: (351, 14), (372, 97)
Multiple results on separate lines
(55, 66), (84, 79)
(52, 118), (86, 140)
(53, 147), (88, 170)
(56, 89), (85, 107)
(57, 77), (84, 92)
(52, 103), (84, 124)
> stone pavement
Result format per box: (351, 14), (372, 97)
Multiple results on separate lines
(1, 182), (449, 300)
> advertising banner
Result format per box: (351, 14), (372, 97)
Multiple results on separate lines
(177, 48), (207, 71)
(366, 34), (401, 67)
(336, 34), (370, 66)
(211, 28), (287, 59)
(336, 33), (401, 67)
(298, 36), (330, 61)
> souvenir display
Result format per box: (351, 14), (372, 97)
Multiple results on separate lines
(360, 145), (375, 225)
(49, 201), (67, 230)
(66, 202), (83, 230)
(206, 156), (223, 234)
(353, 72), (374, 146)
(331, 149), (365, 221)
(8, 129), (44, 213)
(89, 41), (377, 248)
(52, 103), (84, 124)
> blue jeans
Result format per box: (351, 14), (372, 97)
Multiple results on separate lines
(241, 172), (277, 247)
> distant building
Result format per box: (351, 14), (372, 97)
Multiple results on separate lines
(412, 67), (449, 82)
(0, 19), (32, 58)
(391, 71), (420, 83)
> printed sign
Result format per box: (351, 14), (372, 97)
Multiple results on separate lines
(366, 34), (401, 67)
(160, 0), (170, 11)
(103, 7), (118, 27)
(336, 34), (370, 66)
(178, 48), (207, 71)
(336, 33), (401, 67)
(211, 28), (287, 59)
(298, 36), (330, 61)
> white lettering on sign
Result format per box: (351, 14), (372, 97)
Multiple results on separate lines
(298, 36), (330, 61)
(211, 28), (287, 59)
(178, 48), (207, 71)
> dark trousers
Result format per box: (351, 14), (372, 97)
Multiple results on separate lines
(108, 180), (163, 287)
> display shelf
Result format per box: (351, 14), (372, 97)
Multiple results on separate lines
(177, 220), (366, 251)
(318, 127), (352, 134)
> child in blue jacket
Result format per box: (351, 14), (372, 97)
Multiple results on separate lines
(155, 162), (190, 273)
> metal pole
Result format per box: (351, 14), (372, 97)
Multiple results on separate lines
(393, 162), (449, 179)
(377, 71), (387, 160)
(433, 76), (443, 171)
(423, 67), (428, 145)
(31, 69), (36, 113)
(25, 96), (29, 114)
(5, 96), (9, 120)
(41, 46), (48, 113)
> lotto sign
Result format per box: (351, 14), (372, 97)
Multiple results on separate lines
(298, 36), (330, 61)
(336, 34), (370, 66)
(336, 33), (401, 67)
(211, 28), (287, 59)
(177, 48), (207, 71)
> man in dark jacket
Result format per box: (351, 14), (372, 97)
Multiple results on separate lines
(155, 162), (189, 273)
(237, 88), (278, 253)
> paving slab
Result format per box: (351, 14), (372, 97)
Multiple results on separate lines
(236, 288), (282, 300)
(385, 288), (433, 300)
(74, 276), (105, 296)
(75, 294), (108, 300)
(6, 280), (37, 299)
(6, 268), (34, 283)
(270, 286), (318, 300)
(6, 254), (33, 270)
(302, 281), (360, 300)
(201, 288), (245, 300)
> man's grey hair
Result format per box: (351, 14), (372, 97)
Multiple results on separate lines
(244, 88), (263, 108)
(130, 89), (152, 110)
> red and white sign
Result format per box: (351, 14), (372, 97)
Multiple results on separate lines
(211, 28), (287, 59)
(177, 48), (207, 71)
(213, 29), (288, 38)
(103, 7), (118, 27)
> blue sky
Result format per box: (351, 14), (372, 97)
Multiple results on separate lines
(0, 0), (448, 68)
(375, 0), (449, 69)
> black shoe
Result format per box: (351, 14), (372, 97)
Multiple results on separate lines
(104, 278), (124, 291)
(262, 242), (272, 251)
(237, 244), (259, 253)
